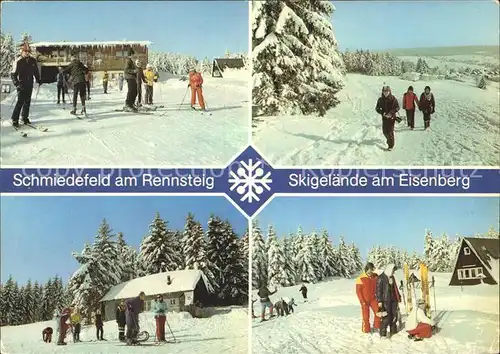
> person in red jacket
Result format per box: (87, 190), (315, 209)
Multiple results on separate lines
(402, 86), (419, 130)
(419, 86), (435, 130)
(356, 262), (380, 333)
(188, 68), (206, 111)
(375, 85), (400, 151)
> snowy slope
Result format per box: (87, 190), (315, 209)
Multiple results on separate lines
(0, 73), (249, 166)
(252, 271), (499, 354)
(253, 73), (500, 166)
(1, 307), (248, 354)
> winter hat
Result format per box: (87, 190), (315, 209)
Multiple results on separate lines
(424, 86), (431, 91)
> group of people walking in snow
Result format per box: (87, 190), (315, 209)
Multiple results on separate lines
(356, 262), (436, 341)
(253, 283), (308, 322)
(376, 85), (436, 151)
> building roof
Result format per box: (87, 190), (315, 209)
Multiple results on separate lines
(32, 41), (152, 48)
(100, 269), (209, 302)
(213, 58), (245, 70)
(464, 237), (499, 283)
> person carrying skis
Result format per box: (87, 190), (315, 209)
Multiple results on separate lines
(102, 70), (109, 94)
(116, 300), (127, 342)
(125, 291), (145, 345)
(118, 73), (124, 92)
(406, 298), (436, 341)
(42, 327), (53, 343)
(402, 86), (419, 130)
(95, 309), (105, 340)
(70, 309), (82, 342)
(257, 284), (277, 322)
(85, 68), (92, 99)
(356, 262), (381, 333)
(376, 85), (400, 151)
(143, 64), (157, 105)
(153, 294), (167, 343)
(376, 264), (402, 338)
(62, 54), (89, 115)
(123, 49), (138, 112)
(56, 67), (67, 104)
(419, 86), (435, 130)
(188, 68), (206, 111)
(299, 284), (308, 302)
(135, 60), (147, 107)
(57, 305), (73, 345)
(10, 42), (41, 127)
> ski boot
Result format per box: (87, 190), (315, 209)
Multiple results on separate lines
(12, 120), (20, 128)
(81, 107), (87, 115)
(124, 105), (138, 113)
(22, 117), (31, 125)
(70, 108), (77, 115)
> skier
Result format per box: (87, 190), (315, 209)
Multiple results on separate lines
(299, 284), (308, 302)
(102, 70), (109, 94)
(257, 284), (277, 322)
(402, 86), (419, 130)
(135, 60), (147, 107)
(57, 306), (73, 345)
(70, 309), (82, 342)
(356, 262), (381, 333)
(115, 300), (127, 342)
(376, 264), (402, 338)
(125, 291), (146, 345)
(62, 54), (89, 115)
(188, 68), (206, 111)
(10, 42), (41, 127)
(85, 68), (92, 99)
(376, 85), (400, 151)
(117, 73), (124, 92)
(274, 298), (289, 317)
(143, 64), (157, 105)
(287, 298), (297, 314)
(56, 67), (67, 104)
(419, 86), (435, 130)
(153, 294), (167, 342)
(406, 298), (436, 341)
(123, 49), (138, 112)
(42, 327), (53, 343)
(95, 309), (105, 340)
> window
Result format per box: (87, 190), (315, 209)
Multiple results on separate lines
(464, 247), (471, 255)
(457, 267), (484, 280)
(1, 84), (11, 93)
(115, 51), (125, 58)
(464, 269), (470, 278)
(170, 299), (176, 305)
(471, 269), (476, 278)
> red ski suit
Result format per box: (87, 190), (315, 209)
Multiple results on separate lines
(356, 272), (380, 333)
(189, 71), (205, 110)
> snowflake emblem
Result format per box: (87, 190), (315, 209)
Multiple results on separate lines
(228, 159), (272, 203)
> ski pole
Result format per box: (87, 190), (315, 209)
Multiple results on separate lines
(431, 276), (437, 318)
(178, 86), (189, 110)
(33, 85), (40, 106)
(165, 317), (176, 342)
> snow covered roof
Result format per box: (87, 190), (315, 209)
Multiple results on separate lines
(464, 237), (500, 283)
(32, 41), (152, 48)
(100, 269), (207, 302)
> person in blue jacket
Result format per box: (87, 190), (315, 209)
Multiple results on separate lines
(153, 294), (167, 342)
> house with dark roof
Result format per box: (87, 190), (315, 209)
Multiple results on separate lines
(449, 237), (499, 286)
(212, 58), (245, 78)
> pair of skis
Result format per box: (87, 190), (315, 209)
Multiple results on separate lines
(12, 122), (48, 138)
(402, 263), (437, 318)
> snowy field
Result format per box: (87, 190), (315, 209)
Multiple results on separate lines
(252, 271), (499, 354)
(0, 307), (248, 354)
(253, 73), (500, 166)
(0, 72), (249, 166)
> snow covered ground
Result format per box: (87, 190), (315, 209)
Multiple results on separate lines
(0, 72), (249, 166)
(253, 73), (500, 166)
(1, 307), (248, 354)
(252, 271), (499, 354)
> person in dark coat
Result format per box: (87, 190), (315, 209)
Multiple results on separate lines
(123, 49), (138, 112)
(10, 42), (41, 127)
(56, 67), (67, 104)
(62, 55), (89, 115)
(274, 298), (289, 317)
(287, 298), (297, 314)
(419, 86), (435, 130)
(135, 60), (147, 107)
(376, 85), (400, 151)
(402, 86), (419, 130)
(115, 300), (127, 341)
(257, 284), (277, 322)
(299, 284), (308, 302)
(376, 264), (402, 338)
(42, 327), (53, 343)
(125, 291), (145, 344)
(95, 309), (104, 340)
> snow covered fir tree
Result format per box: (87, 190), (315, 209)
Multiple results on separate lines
(251, 220), (500, 291)
(252, 0), (345, 117)
(1, 213), (248, 327)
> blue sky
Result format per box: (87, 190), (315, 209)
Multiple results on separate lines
(333, 1), (499, 50)
(256, 197), (499, 257)
(0, 1), (248, 59)
(1, 196), (248, 285)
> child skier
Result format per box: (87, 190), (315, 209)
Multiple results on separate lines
(116, 300), (127, 341)
(299, 284), (308, 302)
(153, 294), (167, 342)
(188, 68), (206, 111)
(42, 327), (53, 343)
(287, 298), (297, 314)
(406, 299), (436, 341)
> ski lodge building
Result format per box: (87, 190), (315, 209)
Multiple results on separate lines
(31, 40), (152, 83)
(99, 270), (211, 321)
(212, 58), (245, 78)
(449, 237), (499, 286)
